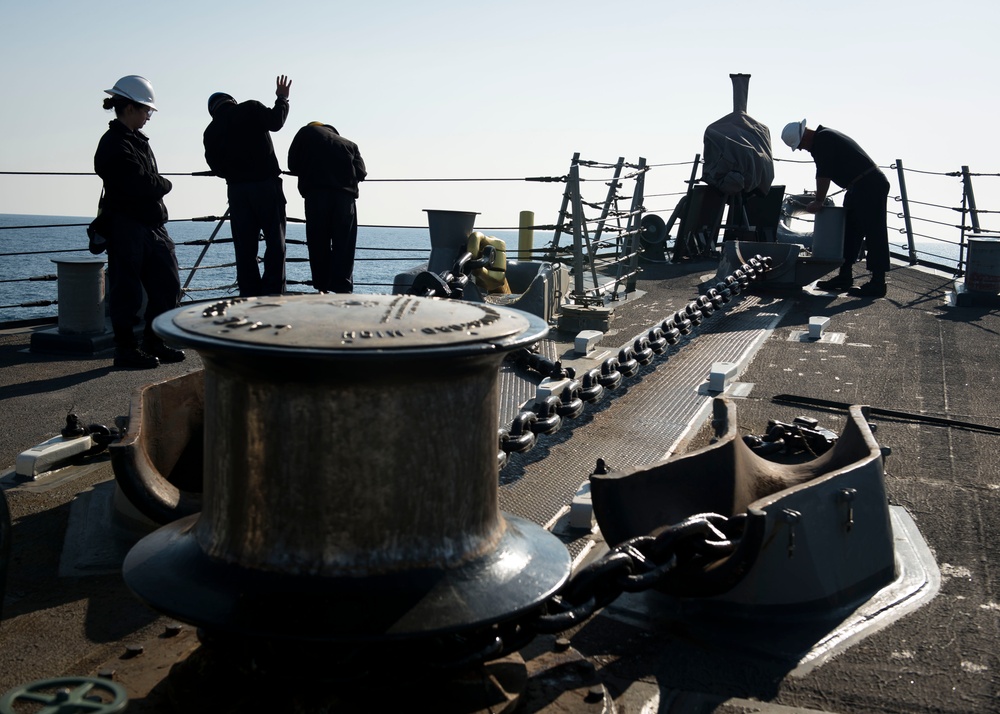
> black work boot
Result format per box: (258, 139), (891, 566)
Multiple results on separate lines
(816, 270), (854, 292)
(114, 347), (160, 370)
(142, 335), (186, 364)
(849, 271), (887, 298)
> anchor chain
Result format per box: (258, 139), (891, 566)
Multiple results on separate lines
(497, 256), (772, 469)
(529, 511), (742, 633)
(406, 248), (498, 299)
(423, 510), (744, 669)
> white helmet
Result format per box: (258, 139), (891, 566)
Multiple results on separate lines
(781, 119), (806, 150)
(105, 75), (157, 111)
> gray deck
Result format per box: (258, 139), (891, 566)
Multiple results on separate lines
(0, 258), (998, 712)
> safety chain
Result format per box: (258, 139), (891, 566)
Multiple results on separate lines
(496, 255), (773, 470)
(742, 416), (839, 459)
(61, 413), (120, 455)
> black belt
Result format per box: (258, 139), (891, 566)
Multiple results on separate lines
(846, 165), (879, 189)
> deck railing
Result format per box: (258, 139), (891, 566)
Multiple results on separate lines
(2, 155), (998, 325)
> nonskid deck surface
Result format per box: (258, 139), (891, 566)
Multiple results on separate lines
(564, 263), (1000, 714)
(0, 259), (998, 712)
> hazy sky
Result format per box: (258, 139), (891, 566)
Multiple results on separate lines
(3, 0), (999, 232)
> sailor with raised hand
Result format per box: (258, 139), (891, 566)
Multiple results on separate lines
(203, 75), (292, 297)
(782, 119), (891, 298)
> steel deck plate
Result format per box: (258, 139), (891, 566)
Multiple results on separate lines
(497, 295), (788, 530)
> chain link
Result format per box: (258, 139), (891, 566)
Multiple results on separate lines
(420, 510), (747, 669)
(498, 256), (772, 468)
(530, 511), (740, 632)
(394, 256), (772, 669)
(406, 249), (487, 299)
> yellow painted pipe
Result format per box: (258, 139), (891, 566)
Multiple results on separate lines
(518, 210), (534, 260)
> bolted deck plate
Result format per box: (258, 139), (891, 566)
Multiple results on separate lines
(155, 293), (546, 357)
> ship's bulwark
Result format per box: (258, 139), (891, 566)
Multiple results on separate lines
(0, 259), (997, 712)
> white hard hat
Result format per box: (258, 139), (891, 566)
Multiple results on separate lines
(781, 119), (806, 150)
(105, 75), (157, 111)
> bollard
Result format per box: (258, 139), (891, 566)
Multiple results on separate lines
(965, 237), (1000, 293)
(518, 210), (535, 261)
(52, 257), (106, 335)
(123, 294), (571, 646)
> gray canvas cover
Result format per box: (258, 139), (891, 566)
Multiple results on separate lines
(702, 111), (774, 197)
(700, 75), (774, 197)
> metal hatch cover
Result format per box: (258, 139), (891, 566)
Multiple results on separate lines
(157, 293), (542, 355)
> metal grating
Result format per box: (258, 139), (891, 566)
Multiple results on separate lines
(497, 338), (557, 426)
(497, 295), (788, 529)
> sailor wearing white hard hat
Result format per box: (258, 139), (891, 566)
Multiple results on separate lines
(781, 118), (890, 298)
(95, 75), (185, 369)
(781, 119), (807, 151)
(105, 75), (157, 112)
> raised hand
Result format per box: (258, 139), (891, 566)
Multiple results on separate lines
(276, 75), (292, 99)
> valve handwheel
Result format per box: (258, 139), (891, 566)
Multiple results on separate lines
(0, 677), (128, 714)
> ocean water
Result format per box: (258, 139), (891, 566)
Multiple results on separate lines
(0, 214), (522, 323)
(0, 213), (968, 324)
